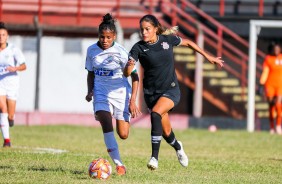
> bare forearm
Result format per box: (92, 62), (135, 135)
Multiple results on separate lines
(87, 72), (95, 93)
(180, 38), (224, 67)
(6, 63), (26, 72)
(181, 39), (209, 59)
(130, 72), (139, 102)
(17, 63), (27, 71)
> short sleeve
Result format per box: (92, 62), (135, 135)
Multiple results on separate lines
(167, 35), (182, 46)
(85, 47), (93, 71)
(13, 47), (26, 66)
(129, 43), (140, 62)
(117, 44), (130, 69)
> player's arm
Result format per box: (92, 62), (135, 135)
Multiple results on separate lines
(259, 66), (269, 85)
(257, 66), (269, 96)
(6, 63), (26, 72)
(86, 71), (95, 102)
(129, 71), (141, 118)
(180, 38), (224, 67)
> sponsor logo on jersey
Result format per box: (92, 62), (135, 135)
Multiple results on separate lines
(143, 49), (149, 52)
(0, 66), (8, 75)
(94, 68), (114, 76)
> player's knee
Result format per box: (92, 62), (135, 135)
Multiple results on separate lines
(118, 132), (129, 140)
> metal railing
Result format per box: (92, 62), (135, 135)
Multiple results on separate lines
(161, 0), (266, 92)
(0, 0), (156, 25)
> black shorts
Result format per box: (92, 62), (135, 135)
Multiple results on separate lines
(144, 87), (181, 110)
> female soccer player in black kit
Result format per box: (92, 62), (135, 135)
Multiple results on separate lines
(124, 14), (224, 170)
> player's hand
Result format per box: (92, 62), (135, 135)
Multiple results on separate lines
(207, 56), (224, 68)
(6, 66), (17, 72)
(85, 92), (93, 102)
(129, 100), (142, 118)
(126, 60), (135, 67)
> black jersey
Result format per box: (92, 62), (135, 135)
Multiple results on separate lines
(129, 34), (181, 94)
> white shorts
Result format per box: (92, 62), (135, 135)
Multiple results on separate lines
(94, 101), (131, 122)
(0, 75), (19, 100)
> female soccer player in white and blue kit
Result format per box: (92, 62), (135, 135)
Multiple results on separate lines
(85, 14), (140, 176)
(0, 22), (26, 147)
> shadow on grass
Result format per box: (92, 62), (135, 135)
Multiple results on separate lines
(28, 166), (87, 178)
(268, 158), (282, 162)
(0, 165), (13, 170)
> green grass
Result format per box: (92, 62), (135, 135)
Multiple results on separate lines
(0, 125), (281, 184)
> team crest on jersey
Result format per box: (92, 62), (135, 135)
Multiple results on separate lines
(161, 42), (169, 50)
(275, 59), (282, 65)
(104, 55), (114, 64)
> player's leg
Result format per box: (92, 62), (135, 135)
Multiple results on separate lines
(266, 86), (276, 134)
(146, 97), (174, 170)
(115, 103), (131, 140)
(0, 95), (10, 147)
(275, 95), (282, 135)
(268, 101), (275, 134)
(116, 120), (130, 140)
(114, 107), (131, 175)
(162, 112), (188, 167)
(7, 99), (16, 127)
(96, 109), (126, 176)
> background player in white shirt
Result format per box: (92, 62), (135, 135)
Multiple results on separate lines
(0, 22), (26, 147)
(85, 13), (141, 176)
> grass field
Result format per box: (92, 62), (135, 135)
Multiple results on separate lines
(0, 125), (281, 184)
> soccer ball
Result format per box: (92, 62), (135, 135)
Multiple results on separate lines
(88, 158), (112, 180)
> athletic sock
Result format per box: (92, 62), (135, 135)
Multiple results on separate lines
(0, 113), (9, 140)
(163, 130), (181, 151)
(103, 131), (123, 166)
(150, 112), (163, 160)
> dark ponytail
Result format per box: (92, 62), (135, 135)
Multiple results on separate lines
(98, 13), (117, 34)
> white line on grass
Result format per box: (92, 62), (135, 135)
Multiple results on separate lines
(13, 146), (68, 154)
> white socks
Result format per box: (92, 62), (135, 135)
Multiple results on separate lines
(104, 131), (123, 166)
(0, 113), (9, 140)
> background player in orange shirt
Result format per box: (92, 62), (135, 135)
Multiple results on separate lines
(259, 42), (282, 135)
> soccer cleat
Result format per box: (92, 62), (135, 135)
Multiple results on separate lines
(9, 119), (14, 127)
(116, 165), (126, 176)
(147, 157), (158, 170)
(176, 141), (189, 167)
(3, 142), (11, 148)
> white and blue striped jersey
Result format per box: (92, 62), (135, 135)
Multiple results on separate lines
(85, 42), (134, 111)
